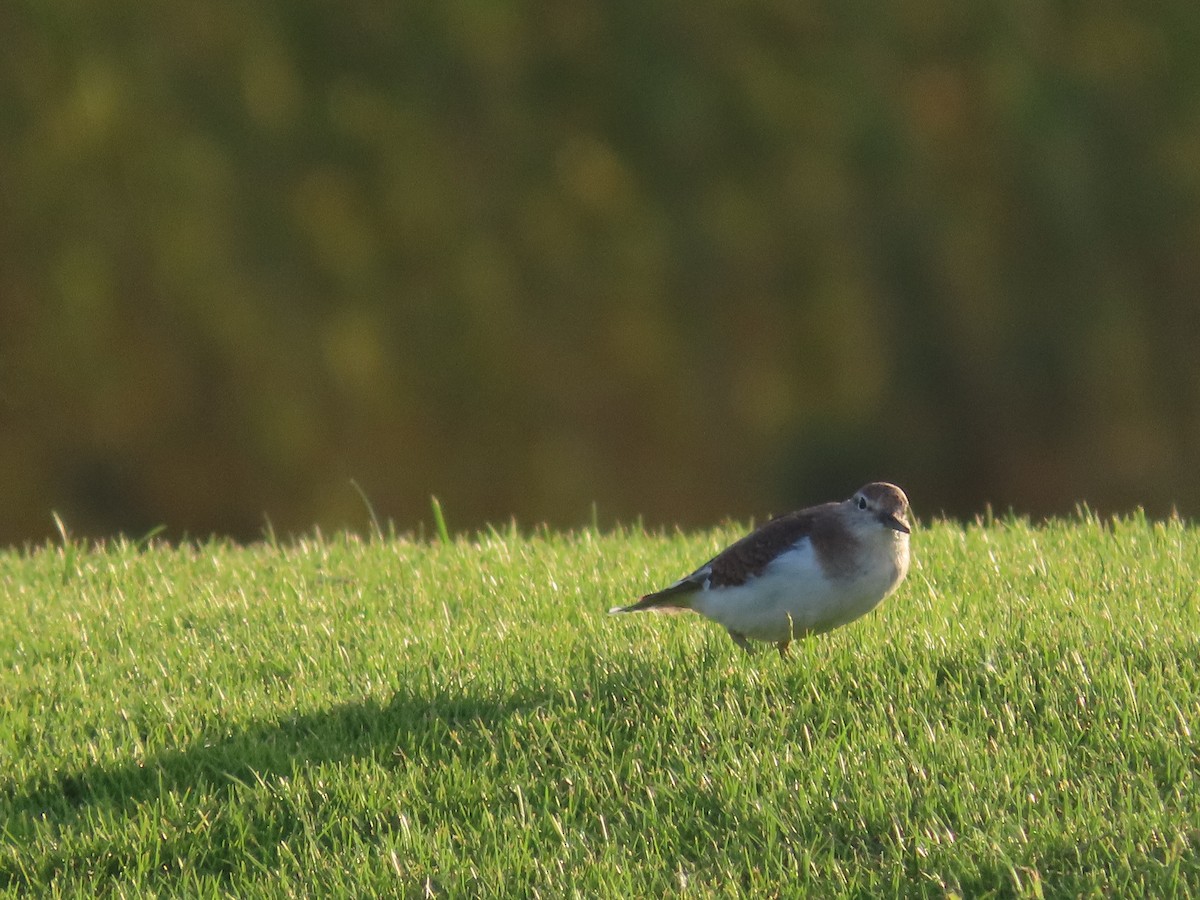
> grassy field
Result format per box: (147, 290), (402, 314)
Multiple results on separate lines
(1, 513), (1198, 897)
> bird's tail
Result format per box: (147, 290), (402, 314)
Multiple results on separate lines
(607, 585), (694, 615)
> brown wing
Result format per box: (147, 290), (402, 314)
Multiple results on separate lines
(616, 502), (850, 613)
(706, 504), (837, 587)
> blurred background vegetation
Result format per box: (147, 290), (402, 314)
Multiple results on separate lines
(3, 1), (1200, 544)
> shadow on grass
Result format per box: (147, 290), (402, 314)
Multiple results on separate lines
(1, 650), (687, 891)
(16, 687), (513, 809)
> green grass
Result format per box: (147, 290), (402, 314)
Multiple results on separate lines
(2, 513), (1199, 897)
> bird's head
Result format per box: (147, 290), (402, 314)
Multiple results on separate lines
(848, 482), (911, 535)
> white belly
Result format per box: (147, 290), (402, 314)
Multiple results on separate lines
(690, 539), (903, 643)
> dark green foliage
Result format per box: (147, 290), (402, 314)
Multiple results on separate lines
(3, 4), (1200, 541)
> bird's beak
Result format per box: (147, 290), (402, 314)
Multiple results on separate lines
(882, 513), (910, 534)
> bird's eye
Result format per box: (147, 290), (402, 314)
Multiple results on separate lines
(857, 496), (868, 510)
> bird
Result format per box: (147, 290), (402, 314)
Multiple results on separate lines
(609, 482), (911, 657)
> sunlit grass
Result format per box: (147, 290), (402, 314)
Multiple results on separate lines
(2, 514), (1199, 896)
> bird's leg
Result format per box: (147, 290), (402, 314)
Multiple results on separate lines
(778, 612), (797, 658)
(727, 630), (757, 654)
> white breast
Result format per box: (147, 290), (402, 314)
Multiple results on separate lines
(690, 535), (907, 643)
